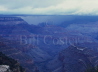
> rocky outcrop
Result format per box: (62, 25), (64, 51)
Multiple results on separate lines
(47, 43), (98, 72)
(0, 17), (27, 25)
(0, 37), (39, 72)
(0, 52), (25, 72)
(0, 65), (12, 72)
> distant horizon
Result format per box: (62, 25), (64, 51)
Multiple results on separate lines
(1, 14), (98, 16)
(1, 15), (98, 25)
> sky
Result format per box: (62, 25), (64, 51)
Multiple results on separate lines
(0, 0), (98, 15)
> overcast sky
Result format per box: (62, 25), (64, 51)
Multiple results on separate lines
(0, 0), (98, 15)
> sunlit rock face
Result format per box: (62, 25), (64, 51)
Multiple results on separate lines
(0, 65), (11, 72)
(0, 17), (27, 25)
(0, 52), (27, 72)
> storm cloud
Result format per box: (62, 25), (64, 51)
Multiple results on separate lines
(0, 0), (98, 15)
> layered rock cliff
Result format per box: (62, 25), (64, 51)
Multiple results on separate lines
(0, 17), (27, 25)
(47, 43), (98, 72)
